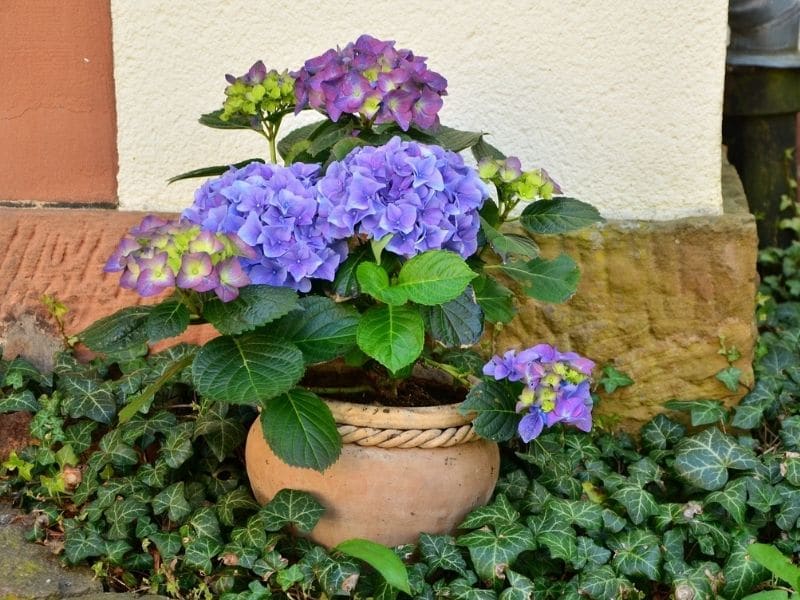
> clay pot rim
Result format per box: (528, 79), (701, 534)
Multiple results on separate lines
(325, 398), (472, 430)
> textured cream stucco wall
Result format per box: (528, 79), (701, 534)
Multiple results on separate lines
(111, 0), (728, 220)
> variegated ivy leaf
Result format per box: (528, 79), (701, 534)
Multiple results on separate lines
(519, 481), (553, 516)
(216, 487), (259, 527)
(159, 422), (194, 469)
(104, 497), (149, 540)
(601, 509), (627, 533)
(63, 421), (97, 454)
(457, 523), (535, 581)
(529, 510), (577, 563)
(574, 536), (611, 570)
(60, 376), (116, 425)
(231, 513), (268, 549)
(673, 561), (724, 600)
(221, 541), (259, 570)
(299, 546), (360, 598)
(136, 458), (169, 489)
(151, 481), (192, 523)
(705, 477), (748, 525)
(640, 415), (686, 451)
(610, 484), (659, 525)
(578, 566), (635, 600)
(722, 532), (769, 600)
(189, 506), (222, 543)
(460, 494), (519, 529)
(674, 428), (757, 491)
(62, 519), (105, 564)
(150, 531), (182, 559)
(3, 357), (51, 389)
(498, 570), (536, 600)
(418, 533), (469, 578)
(664, 399), (727, 427)
(184, 535), (224, 573)
(97, 429), (138, 467)
(608, 530), (661, 580)
(103, 539), (132, 564)
(447, 578), (499, 599)
(745, 476), (782, 513)
(495, 470), (530, 501)
(627, 457), (663, 487)
(261, 488), (324, 533)
(193, 402), (247, 462)
(0, 389), (40, 413)
(546, 500), (604, 531)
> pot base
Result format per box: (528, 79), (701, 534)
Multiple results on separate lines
(245, 419), (499, 547)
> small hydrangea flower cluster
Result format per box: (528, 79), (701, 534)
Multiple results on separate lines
(483, 344), (595, 442)
(477, 156), (562, 202)
(317, 136), (489, 258)
(104, 216), (254, 301)
(182, 161), (348, 292)
(292, 34), (447, 130)
(220, 60), (295, 124)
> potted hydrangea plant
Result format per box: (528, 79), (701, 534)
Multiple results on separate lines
(91, 34), (602, 547)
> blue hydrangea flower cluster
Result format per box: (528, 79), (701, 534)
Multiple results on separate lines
(317, 136), (489, 258)
(182, 161), (348, 292)
(292, 34), (447, 131)
(104, 216), (253, 301)
(483, 344), (596, 442)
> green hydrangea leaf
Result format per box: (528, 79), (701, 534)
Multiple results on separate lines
(203, 284), (299, 335)
(356, 304), (424, 374)
(481, 218), (539, 262)
(421, 287), (483, 348)
(608, 529), (661, 580)
(459, 379), (518, 442)
(332, 245), (372, 299)
(192, 334), (305, 404)
(78, 306), (152, 359)
(261, 388), (341, 471)
(520, 197), (603, 234)
(490, 255), (580, 303)
(261, 488), (325, 533)
(151, 482), (192, 523)
(269, 296), (360, 364)
(394, 250), (477, 306)
(674, 428), (757, 491)
(418, 533), (469, 578)
(457, 524), (535, 581)
(336, 538), (411, 594)
(472, 274), (516, 324)
(356, 262), (409, 306)
(145, 300), (190, 342)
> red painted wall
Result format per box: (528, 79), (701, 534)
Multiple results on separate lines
(0, 0), (118, 205)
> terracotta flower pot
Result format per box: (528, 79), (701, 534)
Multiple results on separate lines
(245, 398), (500, 547)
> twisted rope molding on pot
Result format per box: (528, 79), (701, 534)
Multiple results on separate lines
(336, 423), (479, 448)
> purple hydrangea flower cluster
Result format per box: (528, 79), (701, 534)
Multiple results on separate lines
(104, 216), (253, 301)
(317, 136), (489, 258)
(182, 161), (348, 292)
(483, 344), (596, 442)
(292, 34), (447, 131)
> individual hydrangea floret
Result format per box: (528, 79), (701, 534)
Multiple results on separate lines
(183, 162), (348, 292)
(220, 60), (295, 124)
(292, 34), (447, 131)
(483, 344), (595, 442)
(104, 217), (254, 301)
(317, 136), (489, 258)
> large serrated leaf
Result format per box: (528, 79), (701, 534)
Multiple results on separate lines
(261, 388), (341, 471)
(192, 334), (304, 404)
(203, 285), (299, 335)
(78, 306), (152, 358)
(481, 218), (539, 263)
(674, 428), (757, 491)
(270, 296), (360, 364)
(421, 288), (483, 347)
(356, 304), (424, 374)
(393, 251), (477, 305)
(260, 488), (325, 533)
(336, 538), (411, 594)
(520, 197), (603, 234)
(145, 300), (190, 342)
(459, 380), (518, 442)
(490, 255), (580, 303)
(472, 274), (516, 324)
